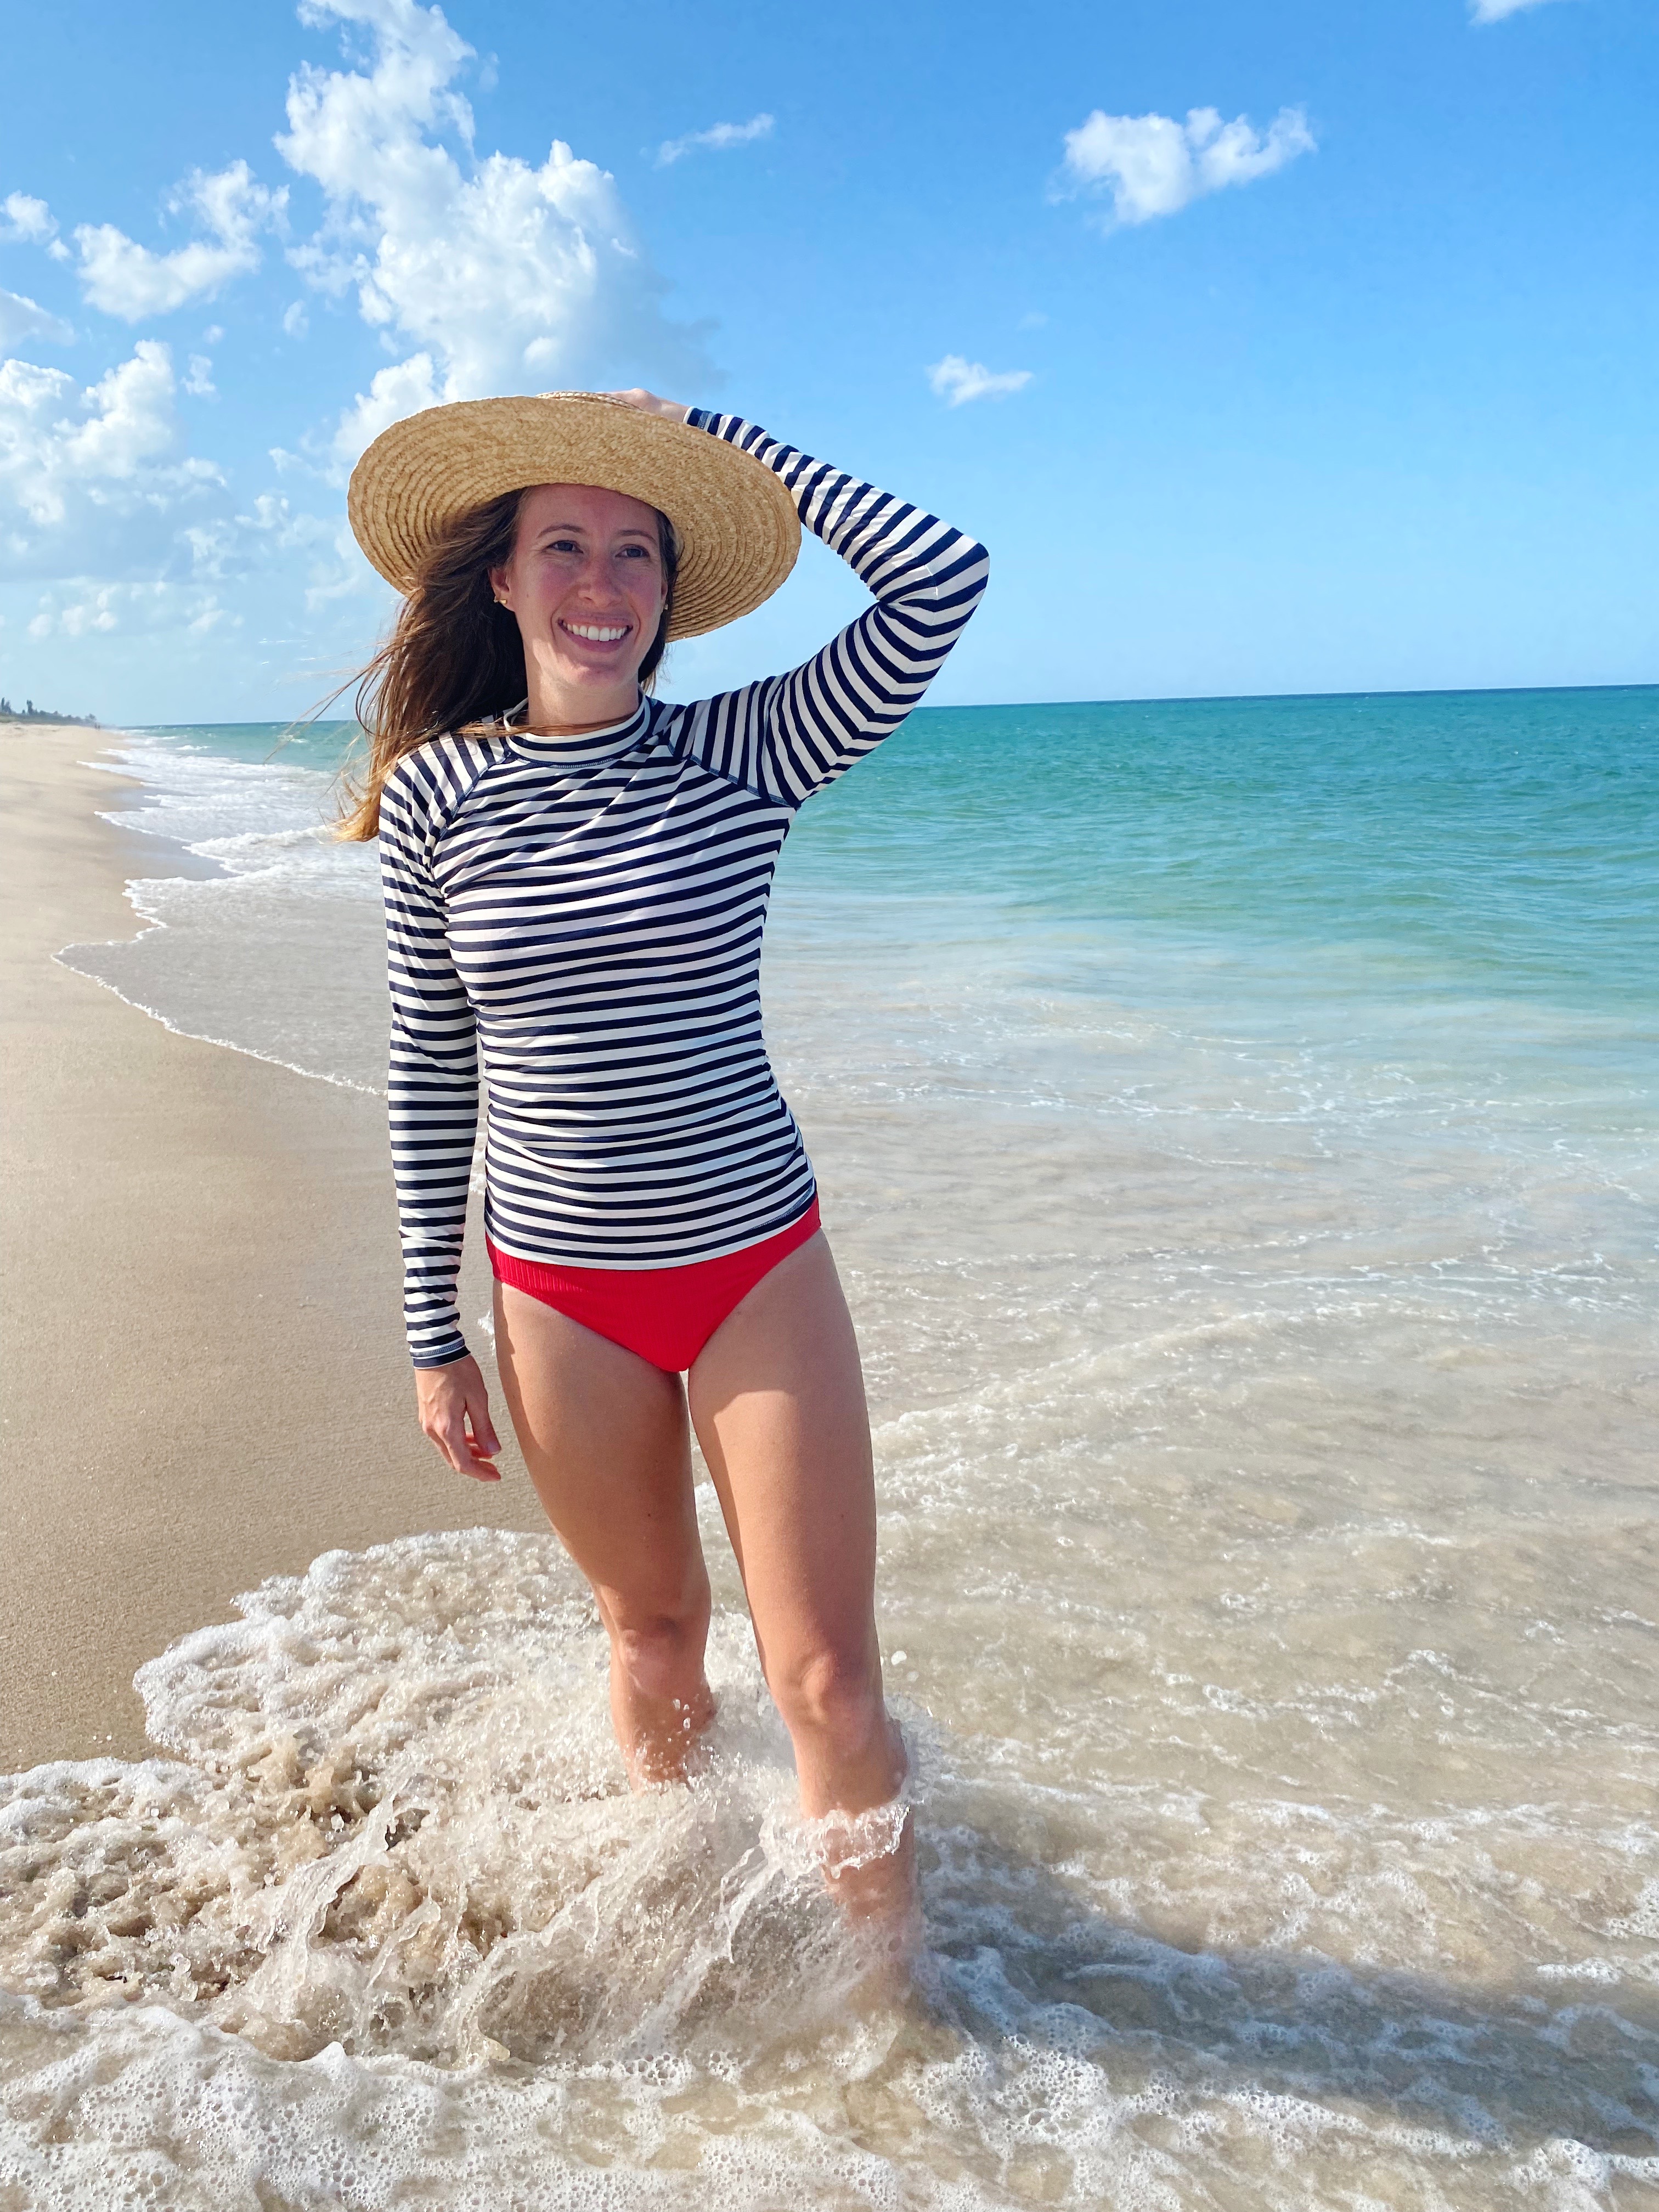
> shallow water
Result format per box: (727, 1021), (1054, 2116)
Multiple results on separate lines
(8, 691), (1658, 2207)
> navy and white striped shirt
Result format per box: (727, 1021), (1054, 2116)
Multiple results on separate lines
(379, 412), (989, 1367)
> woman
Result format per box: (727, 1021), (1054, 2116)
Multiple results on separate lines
(343, 388), (987, 1921)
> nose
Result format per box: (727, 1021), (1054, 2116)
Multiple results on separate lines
(569, 551), (632, 608)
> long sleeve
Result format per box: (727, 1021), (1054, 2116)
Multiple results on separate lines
(379, 751), (479, 1368)
(675, 413), (989, 806)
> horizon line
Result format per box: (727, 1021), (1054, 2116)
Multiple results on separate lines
(103, 675), (1659, 732)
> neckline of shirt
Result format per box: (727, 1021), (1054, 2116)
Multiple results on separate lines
(502, 697), (652, 766)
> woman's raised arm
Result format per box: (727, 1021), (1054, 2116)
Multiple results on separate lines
(666, 411), (990, 808)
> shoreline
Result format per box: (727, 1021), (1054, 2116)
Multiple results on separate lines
(0, 729), (543, 1773)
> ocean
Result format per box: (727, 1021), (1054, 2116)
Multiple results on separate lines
(3, 686), (1656, 2208)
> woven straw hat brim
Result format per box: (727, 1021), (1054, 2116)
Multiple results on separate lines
(347, 392), (800, 640)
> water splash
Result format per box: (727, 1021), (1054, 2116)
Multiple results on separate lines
(3, 1531), (1656, 2209)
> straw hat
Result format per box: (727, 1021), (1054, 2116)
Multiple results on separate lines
(347, 392), (801, 638)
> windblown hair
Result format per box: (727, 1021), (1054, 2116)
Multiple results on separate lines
(337, 491), (678, 841)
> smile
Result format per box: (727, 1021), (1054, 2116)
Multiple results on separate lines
(561, 620), (631, 644)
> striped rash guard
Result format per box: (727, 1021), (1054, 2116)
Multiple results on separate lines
(378, 411), (989, 1368)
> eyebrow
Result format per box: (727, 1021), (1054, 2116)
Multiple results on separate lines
(532, 520), (656, 541)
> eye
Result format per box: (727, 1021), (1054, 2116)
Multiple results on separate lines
(617, 543), (654, 562)
(546, 537), (582, 555)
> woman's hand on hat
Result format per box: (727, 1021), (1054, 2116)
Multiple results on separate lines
(606, 387), (691, 424)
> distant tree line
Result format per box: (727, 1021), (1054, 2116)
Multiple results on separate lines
(0, 697), (101, 726)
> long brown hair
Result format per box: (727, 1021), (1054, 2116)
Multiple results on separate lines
(338, 491), (678, 840)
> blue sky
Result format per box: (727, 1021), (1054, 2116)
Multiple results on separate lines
(1, 0), (1652, 723)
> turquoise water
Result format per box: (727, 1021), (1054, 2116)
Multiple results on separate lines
(103, 682), (1659, 1224)
(789, 687), (1658, 1014)
(156, 685), (1659, 1011)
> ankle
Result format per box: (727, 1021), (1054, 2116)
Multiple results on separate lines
(615, 1676), (716, 1786)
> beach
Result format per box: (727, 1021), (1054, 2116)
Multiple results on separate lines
(0, 729), (545, 1773)
(1, 696), (1655, 2207)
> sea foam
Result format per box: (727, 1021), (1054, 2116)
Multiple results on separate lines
(3, 1528), (1656, 2206)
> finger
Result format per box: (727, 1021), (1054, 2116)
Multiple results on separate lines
(459, 1412), (501, 1479)
(471, 1404), (503, 1458)
(605, 388), (685, 422)
(436, 1419), (482, 1478)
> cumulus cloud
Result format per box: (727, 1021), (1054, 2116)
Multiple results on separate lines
(2, 193), (59, 246)
(2, 1), (723, 667)
(0, 341), (225, 580)
(0, 288), (73, 348)
(73, 160), (287, 319)
(278, 0), (712, 473)
(927, 355), (1032, 407)
(657, 113), (774, 167)
(29, 585), (119, 637)
(1469, 0), (1566, 18)
(25, 578), (235, 640)
(1059, 104), (1314, 227)
(325, 352), (444, 477)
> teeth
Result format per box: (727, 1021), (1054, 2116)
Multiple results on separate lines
(566, 622), (628, 642)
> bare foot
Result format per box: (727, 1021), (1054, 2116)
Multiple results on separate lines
(816, 1795), (919, 1933)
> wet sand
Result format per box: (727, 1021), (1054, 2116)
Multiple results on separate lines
(0, 729), (543, 1771)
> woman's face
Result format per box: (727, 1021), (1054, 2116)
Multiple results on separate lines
(489, 482), (668, 709)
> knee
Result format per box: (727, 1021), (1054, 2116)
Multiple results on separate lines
(608, 1607), (706, 1701)
(768, 1639), (884, 1758)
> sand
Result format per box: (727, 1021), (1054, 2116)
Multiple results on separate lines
(0, 729), (545, 1773)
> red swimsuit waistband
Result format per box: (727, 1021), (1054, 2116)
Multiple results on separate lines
(487, 1200), (822, 1373)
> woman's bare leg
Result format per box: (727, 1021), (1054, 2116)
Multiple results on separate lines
(493, 1281), (716, 1785)
(687, 1233), (912, 1921)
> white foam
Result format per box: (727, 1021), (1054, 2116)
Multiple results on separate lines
(3, 1530), (1656, 2206)
(59, 734), (387, 1090)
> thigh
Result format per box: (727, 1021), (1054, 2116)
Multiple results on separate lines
(492, 1280), (704, 1617)
(686, 1233), (878, 1673)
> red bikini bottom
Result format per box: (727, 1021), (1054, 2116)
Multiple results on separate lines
(487, 1200), (821, 1373)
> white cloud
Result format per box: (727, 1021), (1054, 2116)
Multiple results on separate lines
(1, 346), (176, 525)
(177, 493), (336, 588)
(30, 586), (118, 637)
(1470, 0), (1567, 18)
(25, 577), (238, 639)
(0, 341), (226, 580)
(2, 2), (728, 679)
(326, 352), (442, 477)
(74, 160), (287, 319)
(278, 0), (711, 471)
(0, 288), (73, 347)
(1, 193), (58, 246)
(657, 112), (774, 167)
(927, 355), (1032, 408)
(1059, 104), (1314, 227)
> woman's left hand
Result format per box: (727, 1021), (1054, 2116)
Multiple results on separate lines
(607, 388), (691, 424)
